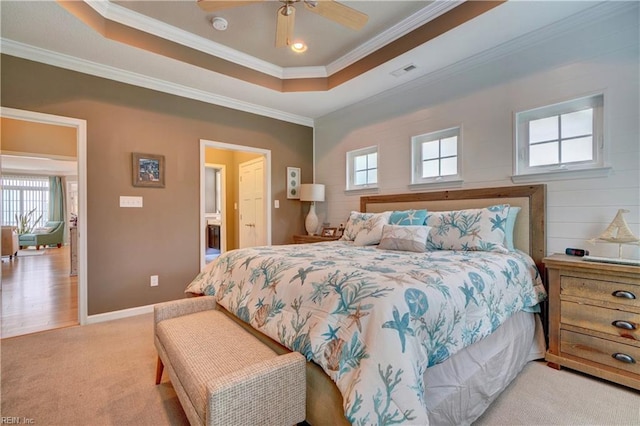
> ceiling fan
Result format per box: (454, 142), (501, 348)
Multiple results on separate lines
(197, 0), (368, 48)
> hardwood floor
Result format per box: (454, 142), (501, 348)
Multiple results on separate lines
(1, 246), (78, 338)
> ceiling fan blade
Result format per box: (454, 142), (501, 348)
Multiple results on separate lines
(197, 0), (264, 13)
(275, 5), (295, 48)
(304, 1), (368, 30)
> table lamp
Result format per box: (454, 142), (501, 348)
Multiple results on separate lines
(300, 183), (325, 235)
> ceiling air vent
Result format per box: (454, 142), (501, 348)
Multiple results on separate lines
(391, 64), (417, 77)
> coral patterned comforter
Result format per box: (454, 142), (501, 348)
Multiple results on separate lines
(185, 241), (546, 425)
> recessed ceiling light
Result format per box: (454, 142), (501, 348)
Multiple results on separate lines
(290, 42), (307, 53)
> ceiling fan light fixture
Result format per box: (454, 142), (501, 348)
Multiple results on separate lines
(280, 4), (294, 17)
(291, 41), (307, 53)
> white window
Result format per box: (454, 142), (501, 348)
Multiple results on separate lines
(515, 94), (604, 178)
(346, 146), (378, 190)
(411, 127), (462, 185)
(2, 175), (49, 230)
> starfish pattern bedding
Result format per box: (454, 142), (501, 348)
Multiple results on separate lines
(185, 241), (546, 425)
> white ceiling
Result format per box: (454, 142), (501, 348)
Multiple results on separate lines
(0, 1), (608, 126)
(114, 1), (430, 68)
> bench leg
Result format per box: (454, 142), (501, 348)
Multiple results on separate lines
(155, 356), (164, 385)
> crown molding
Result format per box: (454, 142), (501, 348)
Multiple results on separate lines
(85, 0), (286, 78)
(1, 151), (77, 161)
(0, 167), (78, 177)
(0, 39), (314, 127)
(327, 1), (633, 119)
(282, 66), (328, 79)
(84, 0), (454, 81)
(326, 0), (463, 75)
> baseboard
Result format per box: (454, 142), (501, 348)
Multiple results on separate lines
(86, 304), (154, 324)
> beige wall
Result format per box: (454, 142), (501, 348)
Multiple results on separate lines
(1, 55), (313, 315)
(204, 147), (262, 250)
(1, 117), (77, 158)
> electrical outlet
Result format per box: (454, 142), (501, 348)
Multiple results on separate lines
(150, 275), (159, 287)
(274, 200), (279, 208)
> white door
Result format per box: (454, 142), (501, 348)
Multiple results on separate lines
(239, 157), (266, 248)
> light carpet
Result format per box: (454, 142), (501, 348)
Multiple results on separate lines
(1, 314), (638, 425)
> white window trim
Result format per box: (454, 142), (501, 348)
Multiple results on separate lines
(411, 126), (463, 185)
(513, 94), (606, 181)
(511, 166), (612, 183)
(346, 145), (379, 191)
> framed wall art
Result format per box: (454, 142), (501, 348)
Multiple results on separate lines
(287, 167), (301, 199)
(321, 227), (337, 237)
(132, 152), (165, 188)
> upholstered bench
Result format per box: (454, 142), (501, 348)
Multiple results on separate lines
(154, 296), (306, 426)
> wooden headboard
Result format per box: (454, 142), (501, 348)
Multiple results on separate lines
(360, 185), (546, 273)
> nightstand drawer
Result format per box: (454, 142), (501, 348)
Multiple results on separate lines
(561, 330), (640, 376)
(561, 301), (640, 341)
(561, 276), (640, 309)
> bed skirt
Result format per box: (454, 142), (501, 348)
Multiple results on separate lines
(216, 305), (544, 426)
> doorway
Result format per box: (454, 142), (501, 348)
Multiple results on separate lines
(239, 157), (266, 249)
(0, 107), (88, 334)
(199, 139), (271, 270)
(204, 163), (224, 264)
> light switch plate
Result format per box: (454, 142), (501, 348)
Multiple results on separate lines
(120, 196), (143, 208)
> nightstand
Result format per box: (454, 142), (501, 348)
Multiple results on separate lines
(544, 253), (640, 390)
(292, 234), (340, 244)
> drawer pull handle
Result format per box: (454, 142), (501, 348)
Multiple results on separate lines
(612, 320), (636, 330)
(612, 353), (636, 364)
(612, 290), (636, 300)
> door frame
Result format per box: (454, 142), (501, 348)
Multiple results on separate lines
(204, 162), (226, 254)
(199, 139), (271, 270)
(1, 107), (88, 325)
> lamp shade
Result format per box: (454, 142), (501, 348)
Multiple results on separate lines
(299, 184), (325, 202)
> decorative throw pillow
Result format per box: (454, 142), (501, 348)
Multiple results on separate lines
(340, 211), (374, 241)
(425, 204), (510, 253)
(354, 211), (391, 246)
(504, 206), (521, 251)
(389, 209), (428, 226)
(378, 225), (431, 252)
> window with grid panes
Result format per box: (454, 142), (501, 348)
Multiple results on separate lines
(346, 146), (378, 190)
(411, 127), (461, 184)
(2, 175), (49, 229)
(515, 94), (604, 176)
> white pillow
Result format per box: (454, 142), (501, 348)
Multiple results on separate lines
(425, 205), (510, 253)
(354, 211), (391, 246)
(378, 225), (431, 252)
(340, 211), (373, 241)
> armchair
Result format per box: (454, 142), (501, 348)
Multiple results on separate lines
(19, 221), (65, 250)
(2, 226), (19, 259)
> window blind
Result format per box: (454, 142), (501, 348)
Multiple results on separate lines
(1, 175), (49, 227)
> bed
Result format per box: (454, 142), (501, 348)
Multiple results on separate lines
(185, 184), (547, 425)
